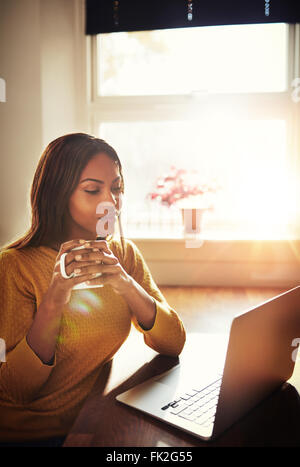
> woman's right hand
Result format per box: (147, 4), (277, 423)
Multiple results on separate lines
(44, 238), (114, 307)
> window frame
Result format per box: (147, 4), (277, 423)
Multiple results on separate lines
(87, 23), (300, 242)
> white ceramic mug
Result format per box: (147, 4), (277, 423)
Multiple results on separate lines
(71, 243), (104, 290)
(60, 237), (107, 290)
(63, 200), (120, 291)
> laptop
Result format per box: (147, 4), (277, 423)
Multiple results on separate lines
(116, 285), (300, 441)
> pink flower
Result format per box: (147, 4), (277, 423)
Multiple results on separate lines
(148, 166), (221, 207)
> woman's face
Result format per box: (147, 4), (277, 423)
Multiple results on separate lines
(65, 152), (122, 241)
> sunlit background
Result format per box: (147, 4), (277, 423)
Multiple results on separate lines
(92, 23), (299, 240)
(98, 24), (287, 95)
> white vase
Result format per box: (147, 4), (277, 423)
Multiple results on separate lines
(181, 208), (206, 235)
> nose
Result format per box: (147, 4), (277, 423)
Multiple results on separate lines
(102, 187), (118, 206)
(96, 192), (119, 219)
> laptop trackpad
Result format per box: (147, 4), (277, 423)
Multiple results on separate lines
(154, 365), (220, 393)
(155, 366), (181, 386)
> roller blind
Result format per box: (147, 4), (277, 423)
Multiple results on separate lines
(85, 0), (300, 35)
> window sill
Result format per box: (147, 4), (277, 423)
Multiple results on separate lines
(128, 236), (300, 288)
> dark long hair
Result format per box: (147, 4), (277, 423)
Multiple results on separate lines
(0, 133), (124, 252)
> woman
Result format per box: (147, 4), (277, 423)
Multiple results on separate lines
(0, 133), (186, 446)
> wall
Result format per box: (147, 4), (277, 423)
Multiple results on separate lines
(0, 0), (88, 247)
(135, 238), (300, 288)
(0, 0), (43, 243)
(40, 0), (88, 148)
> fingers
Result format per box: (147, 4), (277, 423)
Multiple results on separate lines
(80, 239), (111, 254)
(73, 263), (120, 277)
(72, 250), (118, 265)
(58, 239), (86, 255)
(54, 242), (118, 279)
(58, 239), (110, 257)
(56, 239), (112, 268)
(89, 239), (111, 250)
(55, 239), (86, 269)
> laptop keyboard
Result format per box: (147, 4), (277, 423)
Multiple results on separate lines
(160, 377), (222, 428)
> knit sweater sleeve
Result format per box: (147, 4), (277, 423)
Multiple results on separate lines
(123, 239), (186, 357)
(0, 251), (56, 404)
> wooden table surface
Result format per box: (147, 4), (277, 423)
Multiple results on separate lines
(63, 287), (300, 447)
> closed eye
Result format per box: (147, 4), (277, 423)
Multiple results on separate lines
(85, 187), (122, 195)
(85, 190), (99, 195)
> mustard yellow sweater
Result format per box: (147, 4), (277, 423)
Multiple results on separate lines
(0, 238), (186, 442)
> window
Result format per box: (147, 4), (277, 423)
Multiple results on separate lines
(88, 23), (300, 240)
(97, 24), (288, 95)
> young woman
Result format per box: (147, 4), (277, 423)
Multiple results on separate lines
(0, 133), (186, 446)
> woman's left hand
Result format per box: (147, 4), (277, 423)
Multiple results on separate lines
(72, 240), (132, 295)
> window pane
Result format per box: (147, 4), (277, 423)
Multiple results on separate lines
(98, 23), (287, 96)
(99, 120), (296, 240)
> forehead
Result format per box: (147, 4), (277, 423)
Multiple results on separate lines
(80, 152), (120, 179)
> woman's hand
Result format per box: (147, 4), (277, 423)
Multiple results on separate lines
(71, 239), (132, 295)
(45, 238), (117, 307)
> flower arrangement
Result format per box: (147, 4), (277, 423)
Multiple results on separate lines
(148, 165), (221, 209)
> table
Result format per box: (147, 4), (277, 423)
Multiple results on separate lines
(63, 287), (300, 447)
